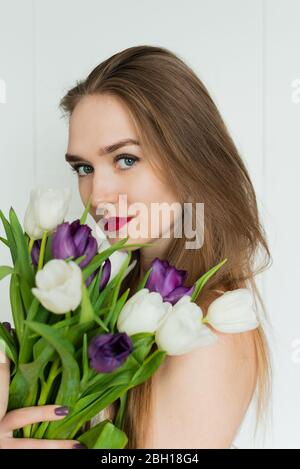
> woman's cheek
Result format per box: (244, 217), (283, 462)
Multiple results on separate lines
(78, 178), (90, 208)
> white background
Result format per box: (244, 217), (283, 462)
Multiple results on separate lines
(0, 0), (299, 448)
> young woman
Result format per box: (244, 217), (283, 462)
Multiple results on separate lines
(0, 45), (272, 449)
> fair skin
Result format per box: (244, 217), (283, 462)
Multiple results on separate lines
(0, 353), (82, 448)
(144, 329), (257, 448)
(0, 94), (257, 448)
(65, 94), (181, 279)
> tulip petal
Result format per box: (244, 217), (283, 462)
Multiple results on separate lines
(205, 288), (259, 333)
(145, 258), (167, 293)
(24, 201), (44, 240)
(79, 236), (98, 268)
(117, 289), (171, 335)
(161, 265), (188, 297)
(24, 187), (71, 239)
(32, 259), (82, 314)
(31, 287), (73, 314)
(88, 333), (133, 373)
(34, 187), (71, 232)
(145, 258), (191, 303)
(99, 258), (111, 292)
(164, 285), (195, 305)
(31, 239), (42, 267)
(52, 222), (77, 260)
(72, 222), (91, 254)
(155, 295), (217, 355)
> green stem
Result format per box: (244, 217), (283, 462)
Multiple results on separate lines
(38, 231), (48, 271)
(114, 391), (128, 430)
(30, 359), (61, 438)
(38, 360), (61, 406)
(28, 238), (35, 254)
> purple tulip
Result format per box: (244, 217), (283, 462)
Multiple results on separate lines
(2, 321), (15, 338)
(99, 258), (111, 292)
(145, 257), (195, 305)
(31, 239), (42, 268)
(51, 219), (98, 268)
(88, 332), (133, 373)
(85, 257), (111, 289)
(2, 321), (12, 333)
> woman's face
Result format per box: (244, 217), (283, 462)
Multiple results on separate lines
(65, 94), (181, 258)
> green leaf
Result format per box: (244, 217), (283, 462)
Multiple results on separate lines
(0, 323), (17, 364)
(8, 369), (30, 410)
(0, 210), (17, 263)
(87, 268), (100, 301)
(45, 385), (128, 439)
(136, 266), (153, 291)
(82, 238), (130, 281)
(49, 350), (166, 440)
(130, 333), (155, 364)
(43, 234), (53, 265)
(80, 282), (95, 324)
(73, 254), (86, 265)
(25, 321), (80, 408)
(9, 273), (25, 344)
(0, 236), (9, 247)
(114, 392), (128, 430)
(80, 195), (92, 225)
(130, 349), (167, 387)
(190, 258), (228, 303)
(78, 420), (128, 449)
(110, 288), (130, 332)
(18, 298), (40, 364)
(19, 277), (34, 312)
(9, 207), (35, 286)
(104, 252), (132, 329)
(80, 333), (89, 387)
(81, 367), (137, 397)
(80, 334), (155, 397)
(0, 265), (14, 281)
(93, 275), (119, 313)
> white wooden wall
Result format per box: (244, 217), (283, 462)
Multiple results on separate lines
(0, 0), (299, 448)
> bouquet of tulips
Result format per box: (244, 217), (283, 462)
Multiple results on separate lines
(0, 187), (259, 449)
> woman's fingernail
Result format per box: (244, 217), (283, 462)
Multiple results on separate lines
(73, 444), (87, 449)
(54, 406), (69, 416)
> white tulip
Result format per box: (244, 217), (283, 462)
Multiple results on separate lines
(155, 295), (217, 356)
(32, 259), (82, 314)
(24, 186), (71, 239)
(117, 288), (172, 336)
(205, 288), (259, 333)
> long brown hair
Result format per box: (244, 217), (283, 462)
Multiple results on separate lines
(59, 45), (272, 448)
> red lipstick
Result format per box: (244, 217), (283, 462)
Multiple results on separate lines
(104, 216), (134, 232)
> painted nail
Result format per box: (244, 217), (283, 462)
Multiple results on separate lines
(73, 444), (87, 449)
(54, 406), (69, 416)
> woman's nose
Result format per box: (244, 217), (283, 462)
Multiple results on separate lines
(90, 171), (117, 215)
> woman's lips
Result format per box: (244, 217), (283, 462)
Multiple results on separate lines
(104, 216), (134, 232)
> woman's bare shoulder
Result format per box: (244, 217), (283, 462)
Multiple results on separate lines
(144, 316), (258, 448)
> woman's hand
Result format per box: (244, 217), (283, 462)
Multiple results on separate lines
(0, 351), (85, 449)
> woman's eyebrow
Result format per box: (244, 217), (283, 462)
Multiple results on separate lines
(65, 138), (140, 163)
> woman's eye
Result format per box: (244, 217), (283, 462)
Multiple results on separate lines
(70, 154), (139, 177)
(70, 164), (93, 177)
(115, 154), (140, 170)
